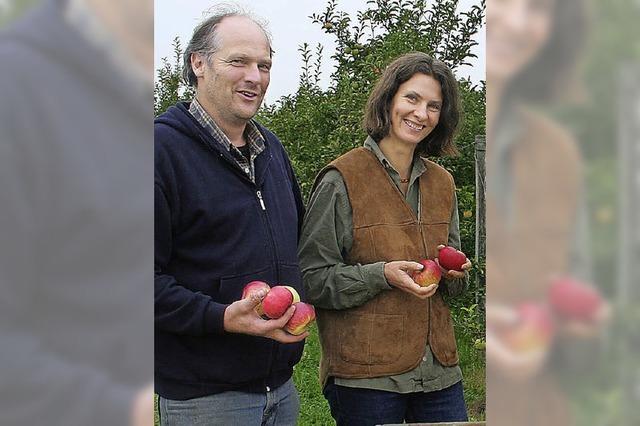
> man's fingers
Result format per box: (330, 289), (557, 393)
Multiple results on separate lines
(246, 288), (269, 308)
(274, 304), (297, 327)
(461, 260), (472, 270)
(271, 329), (309, 344)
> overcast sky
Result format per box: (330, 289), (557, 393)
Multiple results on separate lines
(155, 0), (485, 105)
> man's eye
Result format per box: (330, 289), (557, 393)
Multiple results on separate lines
(229, 59), (244, 66)
(258, 64), (271, 72)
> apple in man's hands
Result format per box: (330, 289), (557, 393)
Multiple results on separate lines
(242, 281), (271, 316)
(284, 302), (316, 335)
(261, 286), (296, 319)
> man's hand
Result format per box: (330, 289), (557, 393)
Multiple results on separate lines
(384, 261), (439, 299)
(435, 244), (471, 279)
(223, 290), (309, 343)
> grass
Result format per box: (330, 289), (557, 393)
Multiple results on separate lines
(455, 331), (486, 421)
(293, 324), (333, 425)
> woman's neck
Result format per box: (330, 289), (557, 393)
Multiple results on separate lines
(378, 137), (415, 180)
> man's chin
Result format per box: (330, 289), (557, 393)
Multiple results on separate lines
(236, 107), (261, 121)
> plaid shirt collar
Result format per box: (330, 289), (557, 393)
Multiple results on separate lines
(189, 98), (265, 182)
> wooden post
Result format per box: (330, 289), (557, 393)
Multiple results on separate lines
(474, 135), (486, 305)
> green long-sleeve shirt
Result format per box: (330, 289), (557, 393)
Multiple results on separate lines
(298, 137), (467, 393)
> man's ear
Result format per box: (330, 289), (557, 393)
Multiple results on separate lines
(191, 53), (205, 78)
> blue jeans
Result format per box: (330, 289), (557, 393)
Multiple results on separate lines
(323, 379), (468, 426)
(158, 378), (299, 426)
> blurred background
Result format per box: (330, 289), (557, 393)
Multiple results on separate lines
(0, 0), (153, 425)
(485, 0), (640, 424)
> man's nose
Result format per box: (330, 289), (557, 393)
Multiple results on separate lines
(244, 63), (261, 83)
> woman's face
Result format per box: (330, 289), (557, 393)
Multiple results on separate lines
(387, 73), (442, 148)
(487, 0), (555, 83)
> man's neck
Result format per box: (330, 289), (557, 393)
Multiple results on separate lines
(195, 95), (247, 147)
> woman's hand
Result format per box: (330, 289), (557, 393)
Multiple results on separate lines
(435, 244), (471, 279)
(384, 261), (439, 299)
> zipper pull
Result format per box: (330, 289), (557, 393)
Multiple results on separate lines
(256, 190), (266, 210)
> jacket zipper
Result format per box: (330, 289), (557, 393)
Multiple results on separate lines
(204, 136), (285, 384)
(256, 190), (266, 210)
(254, 189), (282, 388)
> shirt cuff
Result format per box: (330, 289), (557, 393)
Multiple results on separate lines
(364, 261), (393, 293)
(442, 273), (469, 298)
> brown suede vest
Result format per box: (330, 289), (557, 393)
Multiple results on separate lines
(315, 147), (459, 386)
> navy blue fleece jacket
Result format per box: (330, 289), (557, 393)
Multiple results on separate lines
(154, 102), (305, 399)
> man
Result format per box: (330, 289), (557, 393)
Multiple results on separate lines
(154, 7), (307, 425)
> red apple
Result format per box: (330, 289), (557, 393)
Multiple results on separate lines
(437, 246), (467, 271)
(242, 281), (270, 299)
(411, 259), (442, 287)
(548, 277), (603, 321)
(262, 286), (294, 319)
(283, 286), (301, 304)
(284, 302), (316, 335)
(502, 302), (555, 352)
(242, 281), (271, 317)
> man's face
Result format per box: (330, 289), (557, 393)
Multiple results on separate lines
(192, 16), (272, 129)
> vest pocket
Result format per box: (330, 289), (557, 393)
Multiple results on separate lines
(337, 313), (404, 365)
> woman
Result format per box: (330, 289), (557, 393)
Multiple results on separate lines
(298, 52), (471, 425)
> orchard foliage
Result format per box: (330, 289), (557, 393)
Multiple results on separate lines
(154, 37), (194, 117)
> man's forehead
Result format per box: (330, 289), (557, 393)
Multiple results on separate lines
(216, 16), (269, 44)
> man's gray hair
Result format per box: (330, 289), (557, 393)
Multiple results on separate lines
(182, 3), (273, 87)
